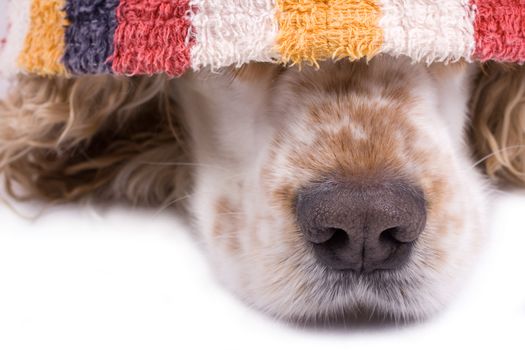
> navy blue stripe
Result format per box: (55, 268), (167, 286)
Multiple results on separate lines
(63, 0), (120, 74)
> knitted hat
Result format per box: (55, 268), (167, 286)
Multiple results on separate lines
(0, 0), (524, 78)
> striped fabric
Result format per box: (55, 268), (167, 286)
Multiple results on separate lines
(0, 0), (524, 77)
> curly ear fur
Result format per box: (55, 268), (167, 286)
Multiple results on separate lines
(0, 74), (188, 207)
(470, 63), (525, 186)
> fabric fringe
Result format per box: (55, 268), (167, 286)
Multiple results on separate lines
(378, 0), (476, 64)
(277, 0), (384, 66)
(0, 0), (523, 77)
(190, 0), (279, 70)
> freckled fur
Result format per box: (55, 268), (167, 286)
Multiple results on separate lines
(174, 57), (489, 321)
(1, 57), (524, 323)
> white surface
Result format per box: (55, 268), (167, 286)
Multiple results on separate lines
(0, 81), (524, 349)
(0, 191), (524, 349)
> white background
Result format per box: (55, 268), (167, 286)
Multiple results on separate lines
(0, 14), (524, 347)
(0, 178), (524, 350)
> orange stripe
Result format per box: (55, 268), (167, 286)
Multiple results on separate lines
(276, 0), (383, 66)
(18, 0), (68, 76)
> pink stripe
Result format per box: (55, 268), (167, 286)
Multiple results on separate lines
(473, 0), (525, 62)
(111, 0), (193, 76)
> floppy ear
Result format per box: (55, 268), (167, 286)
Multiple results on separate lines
(0, 74), (188, 205)
(469, 63), (525, 186)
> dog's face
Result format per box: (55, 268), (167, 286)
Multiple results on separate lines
(175, 57), (487, 322)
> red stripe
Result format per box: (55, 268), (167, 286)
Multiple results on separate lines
(473, 0), (525, 62)
(111, 0), (192, 76)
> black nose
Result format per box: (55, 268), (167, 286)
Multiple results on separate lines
(296, 181), (426, 273)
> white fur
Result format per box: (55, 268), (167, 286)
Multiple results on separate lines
(173, 58), (487, 321)
(0, 0), (32, 78)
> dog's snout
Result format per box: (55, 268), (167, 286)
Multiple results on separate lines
(296, 180), (427, 273)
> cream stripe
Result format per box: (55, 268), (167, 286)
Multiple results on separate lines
(378, 0), (476, 63)
(0, 0), (32, 78)
(189, 0), (279, 70)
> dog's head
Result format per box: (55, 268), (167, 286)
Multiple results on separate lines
(176, 57), (523, 322)
(1, 57), (524, 323)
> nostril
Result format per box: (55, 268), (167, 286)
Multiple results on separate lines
(312, 228), (356, 270)
(379, 227), (402, 243)
(318, 228), (348, 248)
(306, 227), (347, 244)
(375, 226), (416, 271)
(380, 226), (419, 244)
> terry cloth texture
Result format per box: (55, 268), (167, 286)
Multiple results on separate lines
(18, 0), (68, 76)
(473, 0), (525, 62)
(111, 0), (192, 76)
(378, 0), (476, 64)
(190, 0), (279, 70)
(64, 0), (120, 74)
(0, 0), (33, 77)
(1, 0), (524, 77)
(277, 0), (384, 66)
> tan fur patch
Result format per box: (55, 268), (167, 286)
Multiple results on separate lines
(212, 196), (242, 253)
(260, 60), (462, 274)
(231, 63), (283, 83)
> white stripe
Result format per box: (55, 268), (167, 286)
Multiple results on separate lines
(378, 0), (476, 64)
(189, 0), (279, 70)
(0, 0), (32, 78)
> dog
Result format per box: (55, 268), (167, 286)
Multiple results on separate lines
(0, 56), (524, 323)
